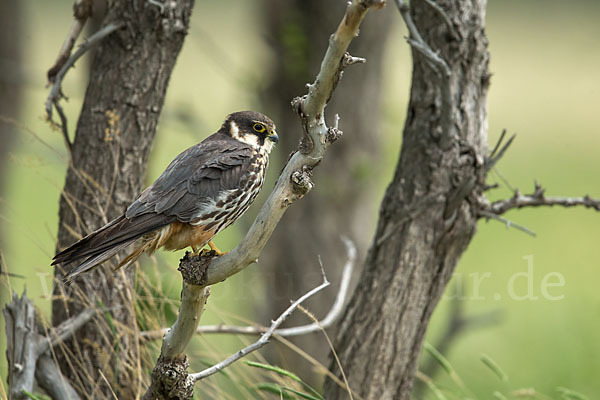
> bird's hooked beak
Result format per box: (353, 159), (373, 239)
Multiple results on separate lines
(268, 130), (279, 144)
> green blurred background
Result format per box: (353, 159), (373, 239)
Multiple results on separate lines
(1, 0), (599, 398)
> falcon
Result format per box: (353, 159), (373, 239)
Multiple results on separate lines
(53, 111), (278, 283)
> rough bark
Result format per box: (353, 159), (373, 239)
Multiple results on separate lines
(51, 1), (194, 397)
(324, 1), (490, 399)
(259, 0), (392, 374)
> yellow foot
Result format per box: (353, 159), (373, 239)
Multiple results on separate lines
(207, 240), (227, 256)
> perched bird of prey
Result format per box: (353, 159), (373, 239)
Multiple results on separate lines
(53, 111), (278, 283)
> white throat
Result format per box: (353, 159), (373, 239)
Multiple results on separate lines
(229, 121), (275, 154)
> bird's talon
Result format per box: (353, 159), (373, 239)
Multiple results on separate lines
(207, 241), (227, 256)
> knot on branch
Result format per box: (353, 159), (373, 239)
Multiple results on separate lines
(73, 0), (92, 20)
(330, 53), (367, 104)
(532, 181), (545, 199)
(150, 0), (192, 37)
(291, 166), (314, 198)
(147, 355), (194, 400)
(291, 95), (307, 118)
(291, 95), (316, 155)
(326, 126), (343, 144)
(178, 251), (215, 286)
(341, 52), (367, 69)
(359, 0), (387, 10)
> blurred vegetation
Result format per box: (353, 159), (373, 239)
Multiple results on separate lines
(1, 0), (599, 398)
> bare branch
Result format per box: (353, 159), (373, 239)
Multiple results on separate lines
(479, 210), (536, 237)
(45, 22), (123, 152)
(38, 308), (96, 355)
(3, 291), (88, 399)
(271, 237), (355, 337)
(489, 129), (507, 160)
(47, 0), (93, 83)
(3, 292), (37, 399)
(140, 237), (357, 340)
(190, 271), (331, 381)
(488, 185), (600, 215)
(485, 131), (516, 172)
(422, 0), (460, 40)
(144, 3), (383, 397)
(161, 284), (210, 359)
(36, 354), (81, 400)
(393, 0), (454, 145)
(394, 0), (451, 77)
(183, 0), (384, 288)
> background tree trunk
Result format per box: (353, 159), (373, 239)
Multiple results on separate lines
(0, 0), (22, 260)
(324, 0), (489, 398)
(51, 1), (194, 397)
(259, 0), (392, 376)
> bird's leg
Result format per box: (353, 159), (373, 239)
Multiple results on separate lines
(206, 240), (227, 256)
(190, 245), (200, 256)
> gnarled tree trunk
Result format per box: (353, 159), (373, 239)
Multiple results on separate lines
(325, 0), (489, 398)
(51, 1), (194, 397)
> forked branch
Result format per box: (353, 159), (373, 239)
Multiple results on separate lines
(140, 238), (357, 341)
(489, 184), (600, 215)
(3, 292), (95, 399)
(45, 22), (123, 153)
(394, 0), (454, 144)
(145, 2), (384, 398)
(184, 0), (385, 289)
(191, 267), (330, 381)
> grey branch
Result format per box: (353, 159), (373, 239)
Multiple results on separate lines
(145, 2), (383, 397)
(394, 0), (454, 144)
(4, 291), (88, 399)
(161, 284), (210, 359)
(38, 307), (96, 355)
(488, 184), (600, 215)
(36, 354), (81, 400)
(422, 0), (460, 40)
(190, 267), (331, 381)
(479, 210), (536, 237)
(184, 0), (383, 288)
(47, 0), (93, 83)
(140, 237), (357, 341)
(45, 22), (123, 152)
(485, 130), (516, 172)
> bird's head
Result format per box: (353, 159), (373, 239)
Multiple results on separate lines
(222, 111), (279, 153)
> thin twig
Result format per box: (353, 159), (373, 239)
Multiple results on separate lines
(394, 0), (451, 78)
(480, 182), (600, 233)
(190, 268), (331, 381)
(422, 0), (460, 40)
(479, 210), (536, 237)
(393, 0), (454, 145)
(47, 0), (93, 83)
(492, 167), (516, 193)
(489, 192), (600, 215)
(489, 129), (507, 160)
(140, 237), (357, 341)
(486, 132), (516, 172)
(45, 22), (123, 152)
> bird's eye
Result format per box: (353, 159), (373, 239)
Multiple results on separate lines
(252, 123), (266, 133)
